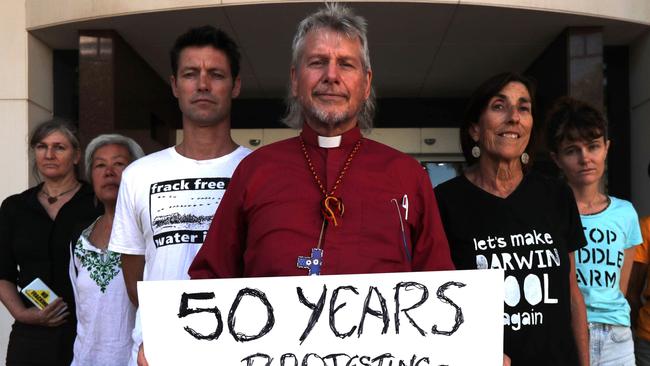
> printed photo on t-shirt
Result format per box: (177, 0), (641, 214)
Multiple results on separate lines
(149, 177), (229, 248)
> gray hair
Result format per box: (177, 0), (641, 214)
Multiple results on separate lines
(84, 134), (145, 182)
(282, 2), (376, 131)
(30, 118), (80, 150)
(29, 118), (81, 180)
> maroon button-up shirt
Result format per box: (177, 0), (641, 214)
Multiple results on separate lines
(189, 124), (454, 278)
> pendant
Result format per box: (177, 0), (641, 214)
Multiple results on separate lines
(297, 248), (324, 276)
(47, 197), (57, 204)
(321, 196), (344, 227)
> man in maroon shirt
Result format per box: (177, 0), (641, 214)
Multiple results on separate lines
(189, 3), (454, 279)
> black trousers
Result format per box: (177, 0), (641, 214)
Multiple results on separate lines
(6, 321), (75, 366)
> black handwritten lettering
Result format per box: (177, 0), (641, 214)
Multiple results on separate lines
(322, 353), (351, 366)
(400, 355), (417, 366)
(330, 286), (359, 339)
(302, 353), (324, 366)
(345, 355), (359, 366)
(280, 353), (298, 366)
(242, 353), (436, 366)
(358, 356), (372, 366)
(431, 282), (465, 336)
(241, 353), (272, 366)
(358, 286), (389, 337)
(371, 353), (394, 366)
(394, 282), (428, 336)
(228, 288), (275, 342)
(177, 292), (223, 340)
(296, 285), (327, 344)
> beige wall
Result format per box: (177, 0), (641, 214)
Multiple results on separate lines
(1, 1), (30, 195)
(0, 0), (28, 359)
(0, 0), (54, 360)
(468, 0), (650, 24)
(0, 5), (53, 200)
(630, 30), (650, 217)
(25, 0), (650, 29)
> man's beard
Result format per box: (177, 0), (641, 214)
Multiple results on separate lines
(305, 104), (351, 127)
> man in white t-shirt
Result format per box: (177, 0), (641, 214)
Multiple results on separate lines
(107, 25), (251, 366)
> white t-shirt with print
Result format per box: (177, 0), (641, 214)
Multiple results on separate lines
(108, 145), (250, 365)
(109, 145), (250, 281)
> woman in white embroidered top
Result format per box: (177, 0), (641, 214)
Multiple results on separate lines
(69, 134), (144, 366)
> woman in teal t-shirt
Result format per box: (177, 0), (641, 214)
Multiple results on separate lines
(546, 97), (643, 366)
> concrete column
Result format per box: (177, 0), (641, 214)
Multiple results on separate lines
(0, 0), (54, 360)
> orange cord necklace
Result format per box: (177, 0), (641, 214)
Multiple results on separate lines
(297, 136), (363, 276)
(299, 136), (362, 227)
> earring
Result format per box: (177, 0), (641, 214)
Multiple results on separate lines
(521, 152), (530, 165)
(471, 145), (481, 159)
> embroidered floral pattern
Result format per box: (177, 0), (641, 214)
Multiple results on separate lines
(74, 238), (121, 293)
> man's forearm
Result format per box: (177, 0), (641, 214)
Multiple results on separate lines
(121, 254), (145, 306)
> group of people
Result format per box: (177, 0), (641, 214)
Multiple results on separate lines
(0, 3), (649, 366)
(0, 122), (144, 365)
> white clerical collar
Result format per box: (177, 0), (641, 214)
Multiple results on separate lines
(318, 135), (342, 148)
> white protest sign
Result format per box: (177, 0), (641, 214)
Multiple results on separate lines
(139, 269), (504, 366)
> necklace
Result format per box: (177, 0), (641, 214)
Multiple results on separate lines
(296, 136), (363, 275)
(300, 136), (362, 227)
(41, 182), (80, 204)
(581, 195), (611, 216)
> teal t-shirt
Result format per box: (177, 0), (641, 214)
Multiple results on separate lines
(576, 196), (643, 326)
